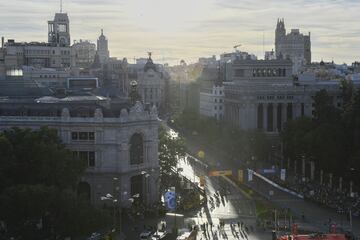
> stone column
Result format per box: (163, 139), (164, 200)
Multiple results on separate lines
(293, 103), (299, 118)
(144, 141), (149, 163)
(320, 170), (324, 185)
(282, 103), (287, 130)
(302, 156), (306, 181)
(120, 143), (130, 170)
(253, 103), (258, 129)
(239, 104), (244, 129)
(310, 161), (315, 181)
(273, 103), (278, 132)
(263, 103), (268, 132)
(339, 177), (343, 191)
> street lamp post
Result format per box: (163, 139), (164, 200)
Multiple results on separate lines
(100, 177), (123, 236)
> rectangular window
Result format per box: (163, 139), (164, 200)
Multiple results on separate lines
(89, 132), (95, 140)
(72, 132), (95, 141)
(234, 69), (244, 77)
(79, 132), (88, 140)
(71, 132), (78, 140)
(88, 151), (95, 167)
(79, 151), (88, 161)
(73, 151), (96, 167)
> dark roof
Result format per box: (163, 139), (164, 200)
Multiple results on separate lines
(144, 58), (157, 72)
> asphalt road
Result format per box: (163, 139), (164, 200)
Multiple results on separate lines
(180, 156), (271, 240)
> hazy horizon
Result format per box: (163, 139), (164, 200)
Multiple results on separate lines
(0, 0), (359, 65)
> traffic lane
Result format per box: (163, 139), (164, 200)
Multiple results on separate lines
(205, 176), (256, 218)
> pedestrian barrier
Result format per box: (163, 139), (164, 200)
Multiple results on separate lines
(249, 169), (304, 199)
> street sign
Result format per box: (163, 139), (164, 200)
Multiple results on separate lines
(248, 169), (253, 181)
(164, 190), (176, 210)
(208, 170), (232, 177)
(263, 168), (277, 174)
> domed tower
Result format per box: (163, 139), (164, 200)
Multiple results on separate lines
(97, 29), (110, 64)
(275, 18), (286, 58)
(143, 52), (157, 72)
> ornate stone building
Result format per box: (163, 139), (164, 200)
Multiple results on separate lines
(275, 19), (311, 73)
(224, 59), (351, 133)
(2, 12), (74, 69)
(72, 40), (96, 68)
(0, 96), (159, 207)
(136, 54), (169, 114)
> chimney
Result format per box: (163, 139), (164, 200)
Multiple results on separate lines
(1, 37), (4, 49)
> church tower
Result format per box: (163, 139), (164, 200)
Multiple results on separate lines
(275, 18), (286, 58)
(97, 29), (110, 64)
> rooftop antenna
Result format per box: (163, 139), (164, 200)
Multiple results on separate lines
(263, 31), (265, 58)
(60, 0), (63, 13)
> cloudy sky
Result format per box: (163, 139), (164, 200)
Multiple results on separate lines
(0, 0), (359, 65)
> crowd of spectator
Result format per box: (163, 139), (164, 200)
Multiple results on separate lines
(267, 174), (360, 218)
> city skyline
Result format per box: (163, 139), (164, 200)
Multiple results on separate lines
(0, 0), (359, 65)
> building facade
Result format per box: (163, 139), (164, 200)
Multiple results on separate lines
(22, 66), (70, 88)
(72, 40), (96, 68)
(0, 98), (160, 207)
(136, 56), (169, 113)
(224, 59), (351, 133)
(2, 12), (74, 70)
(275, 19), (311, 73)
(48, 13), (71, 47)
(199, 85), (224, 120)
(3, 41), (73, 69)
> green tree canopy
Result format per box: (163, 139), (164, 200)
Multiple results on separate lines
(0, 127), (111, 239)
(158, 126), (186, 192)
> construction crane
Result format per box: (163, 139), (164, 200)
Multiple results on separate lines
(233, 44), (242, 52)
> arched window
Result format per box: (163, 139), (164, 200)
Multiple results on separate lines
(130, 133), (144, 165)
